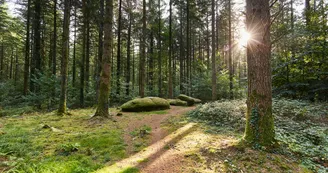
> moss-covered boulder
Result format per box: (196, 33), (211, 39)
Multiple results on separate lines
(121, 97), (170, 112)
(177, 94), (202, 106)
(168, 99), (188, 106)
(194, 98), (202, 104)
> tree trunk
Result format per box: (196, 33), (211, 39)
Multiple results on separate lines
(58, 0), (71, 115)
(179, 7), (184, 94)
(52, 0), (57, 76)
(211, 0), (217, 101)
(168, 0), (173, 98)
(139, 0), (146, 98)
(244, 0), (275, 146)
(228, 0), (233, 99)
(72, 6), (77, 87)
(85, 16), (90, 92)
(305, 0), (311, 27)
(158, 0), (162, 97)
(149, 0), (154, 94)
(24, 0), (31, 95)
(206, 12), (210, 70)
(126, 2), (132, 96)
(14, 50), (18, 84)
(116, 0), (122, 95)
(80, 0), (87, 107)
(32, 0), (42, 94)
(96, 0), (104, 99)
(186, 0), (190, 95)
(10, 48), (13, 79)
(94, 0), (113, 117)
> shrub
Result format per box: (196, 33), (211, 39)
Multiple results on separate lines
(188, 100), (246, 130)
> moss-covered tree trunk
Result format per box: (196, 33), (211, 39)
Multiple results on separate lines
(94, 0), (113, 117)
(58, 0), (71, 115)
(244, 0), (275, 146)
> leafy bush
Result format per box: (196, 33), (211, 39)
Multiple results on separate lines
(188, 99), (246, 130)
(272, 99), (328, 122)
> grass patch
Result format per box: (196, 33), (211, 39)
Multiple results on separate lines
(130, 125), (152, 152)
(0, 108), (126, 172)
(120, 167), (139, 173)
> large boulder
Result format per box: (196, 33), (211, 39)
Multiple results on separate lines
(167, 99), (188, 106)
(177, 94), (202, 106)
(121, 97), (170, 112)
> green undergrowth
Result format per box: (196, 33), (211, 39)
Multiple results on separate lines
(0, 108), (126, 173)
(188, 98), (328, 172)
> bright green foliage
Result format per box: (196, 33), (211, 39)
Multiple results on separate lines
(120, 97), (170, 112)
(167, 99), (188, 106)
(271, 0), (328, 102)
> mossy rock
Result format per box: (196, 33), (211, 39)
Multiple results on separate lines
(168, 99), (188, 106)
(121, 97), (170, 112)
(194, 98), (202, 104)
(177, 94), (201, 106)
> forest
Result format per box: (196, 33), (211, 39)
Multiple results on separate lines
(0, 0), (327, 172)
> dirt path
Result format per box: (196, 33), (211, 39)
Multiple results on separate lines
(113, 106), (195, 155)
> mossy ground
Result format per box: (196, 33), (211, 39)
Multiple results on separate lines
(179, 126), (311, 173)
(0, 108), (126, 173)
(0, 100), (326, 173)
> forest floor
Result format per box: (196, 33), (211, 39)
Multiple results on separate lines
(0, 101), (327, 173)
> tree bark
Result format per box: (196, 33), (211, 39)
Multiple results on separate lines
(23, 0), (31, 95)
(94, 0), (113, 117)
(211, 0), (217, 101)
(179, 6), (184, 94)
(72, 6), (77, 87)
(126, 1), (132, 96)
(158, 0), (162, 97)
(58, 0), (71, 115)
(96, 0), (104, 99)
(139, 0), (146, 98)
(228, 0), (233, 99)
(80, 0), (87, 107)
(52, 0), (57, 76)
(244, 0), (275, 146)
(116, 0), (122, 95)
(31, 0), (42, 95)
(186, 0), (190, 95)
(168, 0), (173, 98)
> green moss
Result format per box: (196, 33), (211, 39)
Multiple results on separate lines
(120, 167), (139, 173)
(167, 99), (188, 106)
(120, 97), (170, 112)
(177, 94), (202, 106)
(244, 93), (275, 147)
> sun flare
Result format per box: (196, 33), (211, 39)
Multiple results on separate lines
(239, 29), (251, 47)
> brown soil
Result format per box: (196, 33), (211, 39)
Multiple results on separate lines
(113, 106), (195, 155)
